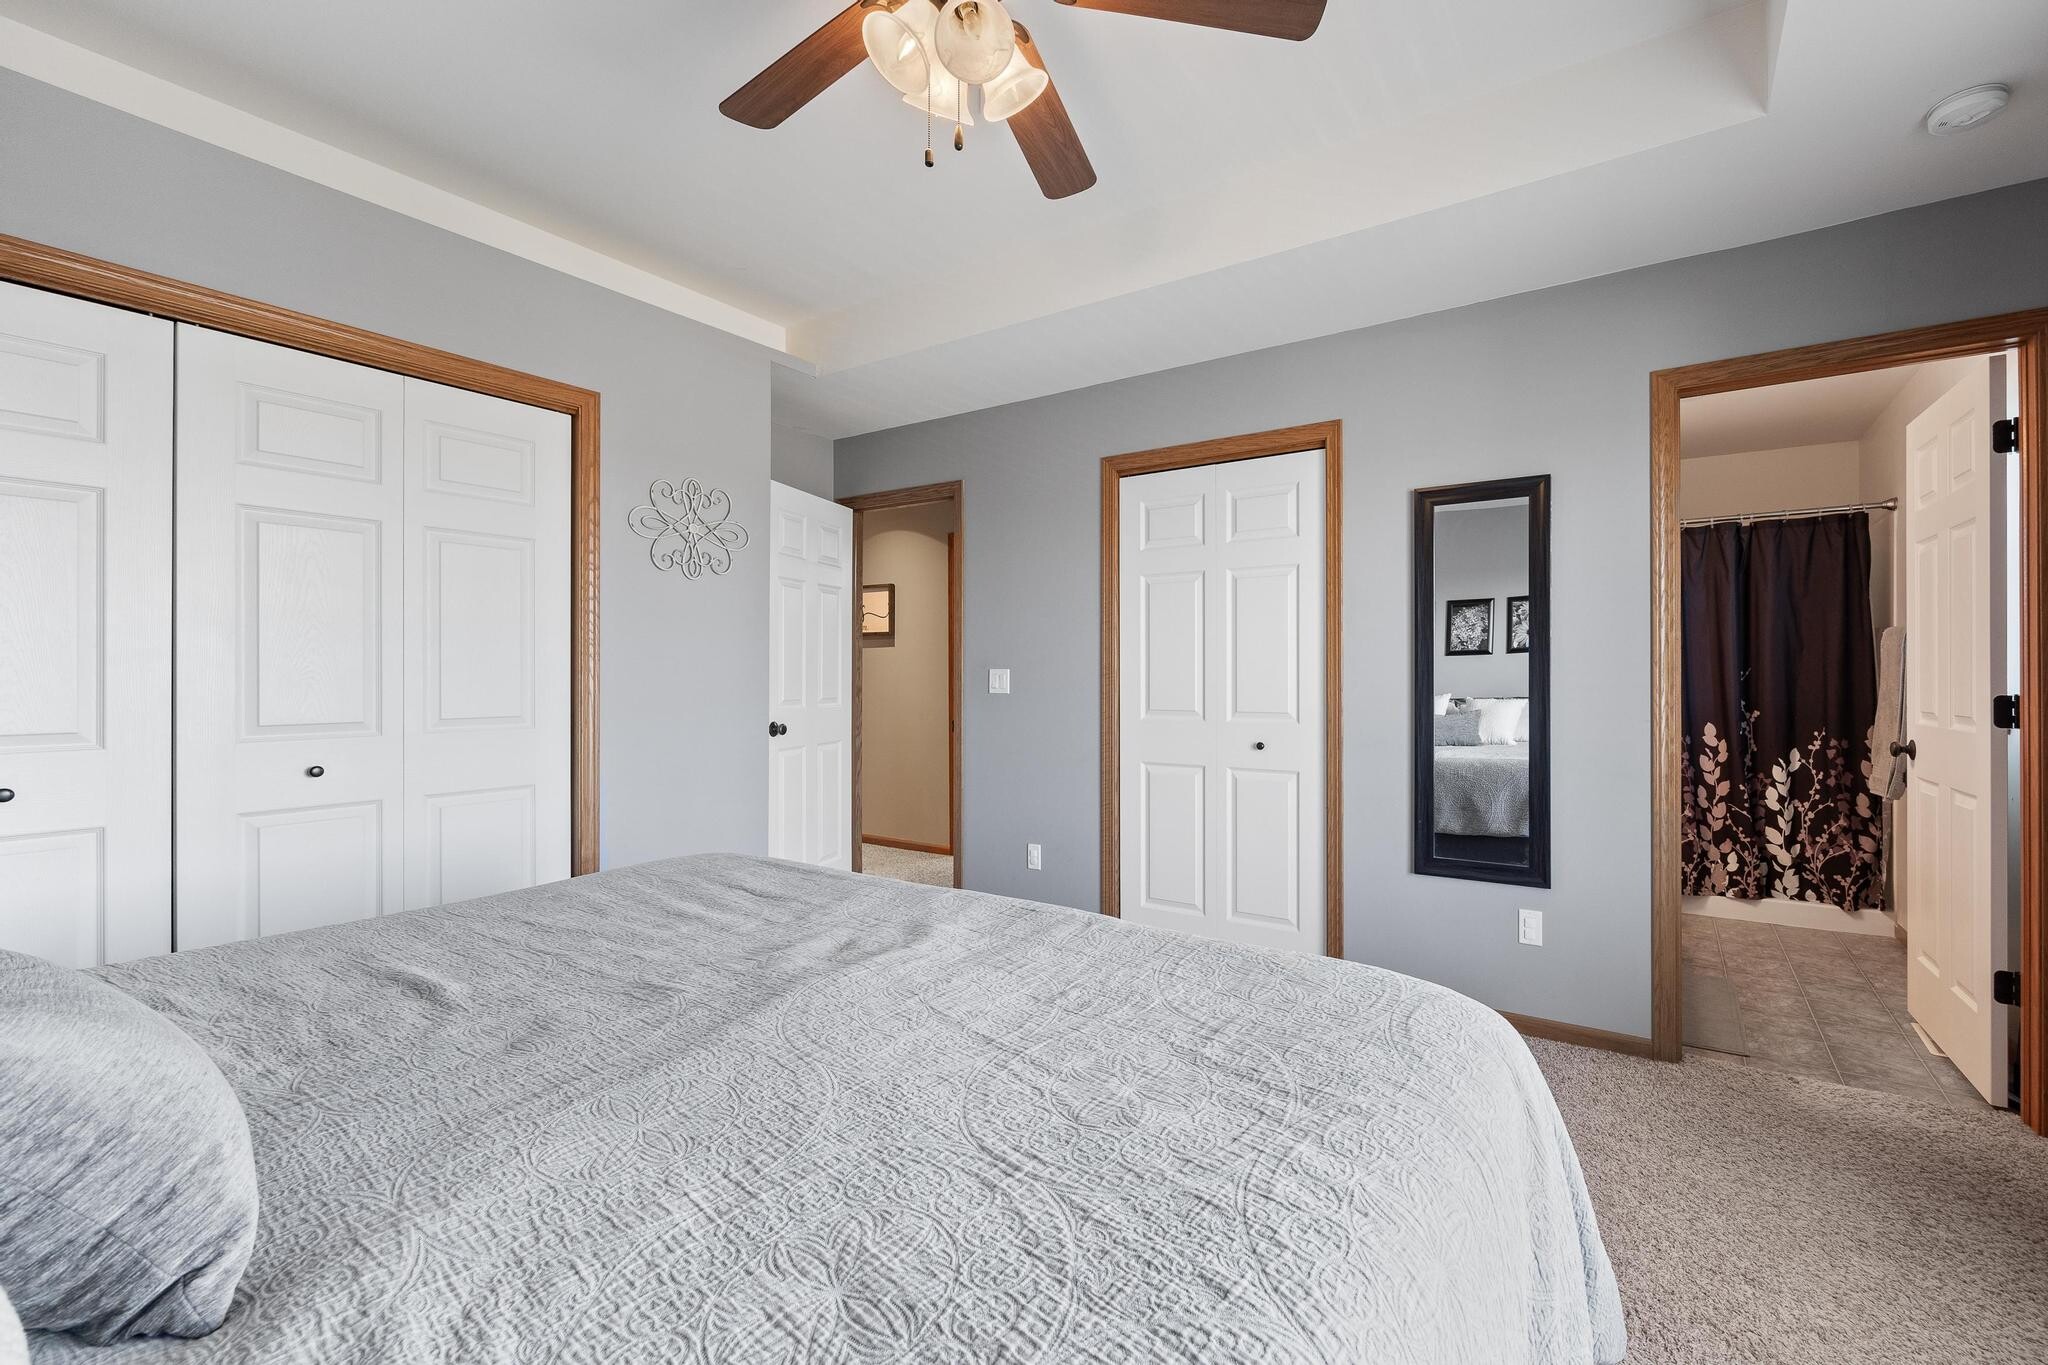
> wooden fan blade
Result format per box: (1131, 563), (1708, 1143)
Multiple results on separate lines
(1008, 33), (1097, 199)
(720, 1), (873, 129)
(1053, 0), (1324, 41)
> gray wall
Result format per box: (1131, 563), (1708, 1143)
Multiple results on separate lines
(837, 175), (2048, 1038)
(771, 423), (835, 499)
(0, 69), (775, 870)
(857, 503), (955, 849)
(1432, 503), (1530, 700)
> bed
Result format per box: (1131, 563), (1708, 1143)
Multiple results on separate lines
(34, 854), (1624, 1364)
(1433, 740), (1533, 837)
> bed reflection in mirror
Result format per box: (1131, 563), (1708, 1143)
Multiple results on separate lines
(1413, 477), (1550, 887)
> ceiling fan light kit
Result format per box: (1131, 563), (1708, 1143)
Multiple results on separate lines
(720, 0), (1327, 199)
(864, 0), (994, 164)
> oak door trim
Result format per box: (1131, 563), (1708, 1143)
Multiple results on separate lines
(1099, 421), (1344, 957)
(949, 527), (963, 867)
(862, 835), (953, 856)
(840, 481), (964, 888)
(1651, 308), (2048, 1136)
(0, 231), (604, 877)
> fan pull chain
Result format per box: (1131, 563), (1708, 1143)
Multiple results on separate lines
(954, 81), (965, 152)
(925, 85), (935, 168)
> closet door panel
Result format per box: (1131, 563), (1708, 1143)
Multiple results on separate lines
(243, 507), (384, 734)
(0, 282), (171, 966)
(0, 479), (101, 748)
(1119, 451), (1325, 955)
(402, 378), (570, 910)
(176, 327), (405, 949)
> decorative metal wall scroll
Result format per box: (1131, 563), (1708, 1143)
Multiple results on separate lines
(627, 478), (750, 579)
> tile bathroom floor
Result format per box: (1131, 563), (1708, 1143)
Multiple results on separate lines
(1681, 912), (2000, 1113)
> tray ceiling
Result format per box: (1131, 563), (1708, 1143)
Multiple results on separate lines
(3, 0), (2044, 436)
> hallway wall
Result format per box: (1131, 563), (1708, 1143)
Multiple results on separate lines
(860, 502), (953, 850)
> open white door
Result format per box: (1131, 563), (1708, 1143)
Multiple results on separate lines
(1118, 449), (1326, 954)
(1903, 355), (2010, 1105)
(767, 482), (853, 868)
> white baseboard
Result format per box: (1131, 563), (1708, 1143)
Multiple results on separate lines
(1683, 894), (1897, 937)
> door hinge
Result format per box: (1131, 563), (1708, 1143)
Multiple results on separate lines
(1994, 694), (2021, 730)
(1992, 971), (2021, 1007)
(1992, 417), (2018, 455)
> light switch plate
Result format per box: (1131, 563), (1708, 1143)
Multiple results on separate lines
(1519, 908), (1543, 946)
(989, 668), (1011, 694)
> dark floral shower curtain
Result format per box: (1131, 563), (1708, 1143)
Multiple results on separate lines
(1680, 513), (1883, 910)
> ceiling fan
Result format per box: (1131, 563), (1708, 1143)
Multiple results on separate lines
(719, 0), (1327, 199)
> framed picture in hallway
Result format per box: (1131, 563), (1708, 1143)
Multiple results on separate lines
(861, 583), (895, 644)
(1507, 595), (1531, 653)
(1445, 597), (1494, 655)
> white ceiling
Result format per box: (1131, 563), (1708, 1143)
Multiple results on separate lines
(4, 0), (2045, 438)
(1678, 365), (1930, 459)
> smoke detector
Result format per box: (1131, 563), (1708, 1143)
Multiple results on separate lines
(1925, 84), (2011, 136)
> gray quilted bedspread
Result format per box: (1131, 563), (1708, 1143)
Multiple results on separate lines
(1433, 743), (1533, 838)
(40, 854), (1624, 1364)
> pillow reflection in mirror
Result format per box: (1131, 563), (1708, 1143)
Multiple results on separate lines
(1433, 712), (1483, 746)
(1475, 698), (1527, 746)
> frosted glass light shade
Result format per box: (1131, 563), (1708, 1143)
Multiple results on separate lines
(902, 65), (973, 124)
(979, 45), (1047, 122)
(934, 0), (1015, 85)
(862, 1), (934, 99)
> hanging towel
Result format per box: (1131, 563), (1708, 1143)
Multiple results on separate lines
(1870, 626), (1908, 800)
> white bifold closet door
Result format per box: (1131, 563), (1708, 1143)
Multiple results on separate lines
(175, 327), (568, 950)
(0, 281), (173, 966)
(400, 379), (570, 911)
(1118, 449), (1326, 955)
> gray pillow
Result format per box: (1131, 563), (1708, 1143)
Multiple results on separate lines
(0, 951), (257, 1342)
(1434, 711), (1483, 746)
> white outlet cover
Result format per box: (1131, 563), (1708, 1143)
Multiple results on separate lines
(989, 668), (1011, 694)
(1026, 842), (1042, 870)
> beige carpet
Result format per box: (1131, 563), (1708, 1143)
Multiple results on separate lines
(859, 842), (954, 887)
(1529, 1039), (2048, 1363)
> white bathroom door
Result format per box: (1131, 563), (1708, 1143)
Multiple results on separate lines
(1903, 356), (2010, 1104)
(0, 282), (173, 966)
(1119, 450), (1326, 954)
(175, 326), (407, 949)
(767, 482), (852, 868)
(400, 378), (571, 909)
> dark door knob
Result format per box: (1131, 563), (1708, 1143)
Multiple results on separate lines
(1889, 740), (1916, 761)
(768, 721), (788, 738)
(1253, 741), (1266, 751)
(306, 766), (325, 778)
(0, 788), (12, 803)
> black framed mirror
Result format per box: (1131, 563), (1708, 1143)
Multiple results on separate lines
(1413, 476), (1550, 886)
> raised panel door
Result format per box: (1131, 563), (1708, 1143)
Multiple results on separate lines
(176, 325), (405, 947)
(0, 281), (171, 965)
(401, 378), (569, 910)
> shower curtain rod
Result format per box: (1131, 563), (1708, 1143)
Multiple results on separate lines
(1679, 497), (1898, 529)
